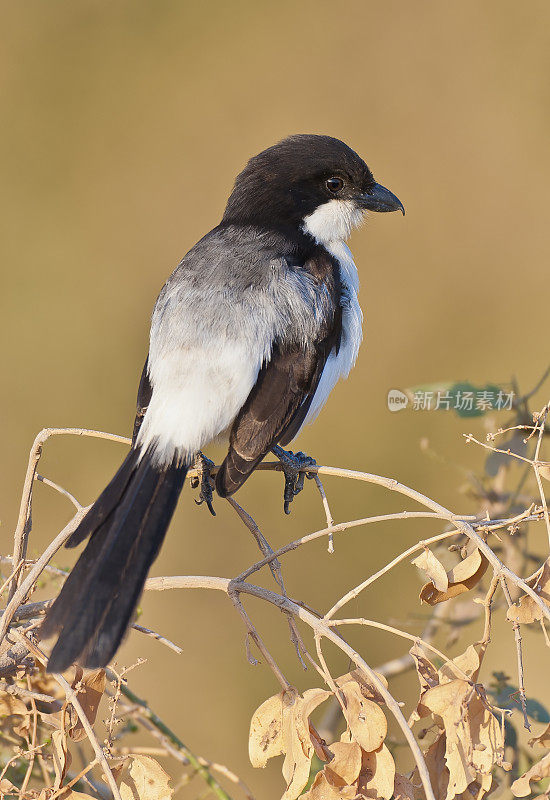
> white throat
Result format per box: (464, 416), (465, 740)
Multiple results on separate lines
(302, 199), (365, 246)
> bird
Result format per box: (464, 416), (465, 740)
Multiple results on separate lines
(41, 134), (404, 673)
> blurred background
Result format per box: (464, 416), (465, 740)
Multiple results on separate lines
(2, 1), (550, 796)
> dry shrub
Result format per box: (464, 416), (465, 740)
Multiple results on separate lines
(1, 375), (550, 799)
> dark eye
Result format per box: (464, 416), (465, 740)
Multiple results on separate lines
(326, 177), (344, 193)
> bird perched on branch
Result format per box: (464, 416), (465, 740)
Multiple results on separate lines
(42, 134), (404, 672)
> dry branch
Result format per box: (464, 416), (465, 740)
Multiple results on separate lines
(3, 409), (550, 800)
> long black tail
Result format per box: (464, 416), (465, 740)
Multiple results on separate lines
(42, 447), (187, 673)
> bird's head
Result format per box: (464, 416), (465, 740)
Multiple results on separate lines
(222, 134), (404, 245)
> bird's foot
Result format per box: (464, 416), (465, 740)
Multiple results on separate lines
(272, 445), (317, 515)
(191, 452), (216, 516)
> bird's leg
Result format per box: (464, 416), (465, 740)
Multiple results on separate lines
(190, 452), (216, 516)
(271, 445), (317, 515)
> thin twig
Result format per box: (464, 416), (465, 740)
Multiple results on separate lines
(10, 427), (130, 602)
(227, 583), (291, 690)
(132, 623), (183, 655)
(11, 629), (123, 800)
(226, 496), (285, 591)
(0, 506), (89, 645)
(19, 674), (39, 794)
(36, 473), (82, 510)
(499, 575), (531, 732)
(311, 474), (335, 552)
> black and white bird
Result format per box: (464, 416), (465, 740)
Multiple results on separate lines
(42, 134), (404, 672)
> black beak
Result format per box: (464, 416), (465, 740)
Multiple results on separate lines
(359, 183), (405, 215)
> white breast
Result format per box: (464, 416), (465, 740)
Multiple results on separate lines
(301, 240), (363, 429)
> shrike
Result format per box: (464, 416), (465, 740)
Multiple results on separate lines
(42, 134), (404, 672)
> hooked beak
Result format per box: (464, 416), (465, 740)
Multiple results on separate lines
(358, 183), (405, 215)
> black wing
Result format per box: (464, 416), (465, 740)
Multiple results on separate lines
(216, 311), (341, 498)
(132, 357), (152, 445)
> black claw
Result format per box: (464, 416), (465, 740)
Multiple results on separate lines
(272, 446), (316, 514)
(191, 453), (216, 516)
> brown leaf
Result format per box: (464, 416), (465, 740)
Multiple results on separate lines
(420, 678), (504, 800)
(511, 751), (550, 797)
(119, 755), (173, 800)
(339, 680), (387, 753)
(302, 771), (355, 799)
(69, 668), (106, 742)
(250, 686), (331, 798)
(411, 732), (449, 800)
(412, 549), (449, 592)
(467, 694), (504, 776)
(420, 549), (488, 606)
(410, 643), (439, 692)
(393, 773), (416, 800)
(422, 679), (475, 797)
(325, 741), (362, 787)
(454, 773), (492, 800)
(336, 668), (388, 705)
(58, 791), (98, 800)
(52, 728), (72, 790)
(249, 691), (285, 768)
(0, 689), (31, 738)
(529, 723), (550, 749)
(408, 645), (440, 726)
(507, 560), (550, 625)
(438, 645), (480, 684)
(281, 688), (331, 800)
(357, 743), (395, 799)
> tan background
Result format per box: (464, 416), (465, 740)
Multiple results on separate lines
(2, 1), (550, 796)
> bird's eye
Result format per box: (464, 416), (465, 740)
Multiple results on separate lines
(326, 177), (344, 193)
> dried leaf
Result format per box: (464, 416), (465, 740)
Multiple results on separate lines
(357, 743), (395, 799)
(69, 668), (106, 742)
(529, 723), (550, 748)
(250, 686), (331, 798)
(422, 679), (475, 798)
(58, 791), (98, 800)
(336, 669), (388, 705)
(507, 560), (550, 625)
(281, 688), (331, 800)
(52, 729), (72, 790)
(420, 550), (489, 606)
(468, 694), (504, 776)
(249, 691), (285, 767)
(420, 678), (504, 800)
(453, 773), (492, 800)
(119, 755), (173, 800)
(438, 645), (480, 684)
(0, 689), (31, 738)
(339, 680), (387, 753)
(302, 771), (355, 799)
(410, 643), (439, 692)
(408, 645), (440, 726)
(511, 751), (550, 797)
(325, 741), (362, 787)
(411, 733), (449, 800)
(412, 548), (449, 592)
(393, 773), (416, 800)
